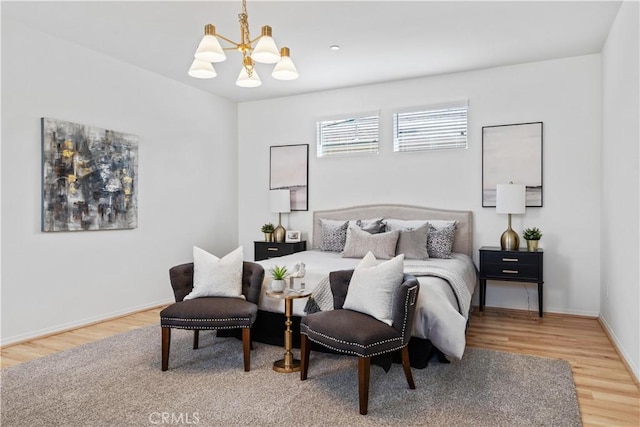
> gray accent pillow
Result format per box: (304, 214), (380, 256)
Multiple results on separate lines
(342, 225), (400, 259)
(396, 223), (429, 260)
(427, 223), (456, 259)
(320, 219), (349, 252)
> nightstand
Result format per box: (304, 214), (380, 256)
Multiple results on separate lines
(254, 241), (307, 261)
(479, 246), (544, 317)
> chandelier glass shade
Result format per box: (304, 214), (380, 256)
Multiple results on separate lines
(188, 0), (298, 87)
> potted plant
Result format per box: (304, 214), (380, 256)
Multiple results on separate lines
(269, 265), (288, 292)
(261, 223), (275, 242)
(522, 227), (542, 251)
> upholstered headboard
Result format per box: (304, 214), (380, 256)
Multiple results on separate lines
(312, 204), (473, 257)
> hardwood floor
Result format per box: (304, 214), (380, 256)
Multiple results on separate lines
(1, 306), (638, 426)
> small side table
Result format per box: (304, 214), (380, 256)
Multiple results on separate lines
(479, 246), (544, 317)
(265, 289), (312, 373)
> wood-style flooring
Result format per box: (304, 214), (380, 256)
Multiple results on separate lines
(1, 306), (638, 426)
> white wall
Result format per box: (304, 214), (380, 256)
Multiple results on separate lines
(238, 55), (603, 316)
(600, 0), (639, 380)
(1, 21), (239, 344)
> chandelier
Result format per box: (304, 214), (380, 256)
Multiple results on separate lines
(188, 0), (299, 87)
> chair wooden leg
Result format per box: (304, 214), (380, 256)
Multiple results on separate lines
(300, 334), (311, 381)
(161, 327), (171, 371)
(401, 346), (416, 389)
(193, 330), (199, 349)
(358, 357), (371, 415)
(242, 328), (251, 372)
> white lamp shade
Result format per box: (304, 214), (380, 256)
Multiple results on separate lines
(252, 36), (281, 64)
(188, 59), (217, 79)
(272, 55), (299, 80)
(194, 35), (227, 63)
(270, 189), (291, 213)
(236, 66), (262, 87)
(496, 184), (526, 214)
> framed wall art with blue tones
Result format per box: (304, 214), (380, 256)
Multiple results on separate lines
(41, 118), (139, 232)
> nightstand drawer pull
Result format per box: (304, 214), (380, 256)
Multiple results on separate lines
(502, 269), (519, 274)
(267, 248), (279, 251)
(502, 258), (519, 262)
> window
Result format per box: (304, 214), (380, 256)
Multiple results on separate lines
(316, 112), (379, 157)
(393, 101), (468, 152)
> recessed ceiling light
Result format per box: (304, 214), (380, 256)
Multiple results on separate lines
(330, 45), (340, 51)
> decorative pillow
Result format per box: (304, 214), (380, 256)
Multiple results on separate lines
(348, 218), (385, 234)
(184, 246), (244, 300)
(320, 219), (348, 252)
(342, 225), (400, 259)
(427, 223), (456, 259)
(396, 223), (429, 260)
(343, 252), (405, 325)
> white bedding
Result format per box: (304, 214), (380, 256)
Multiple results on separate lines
(256, 250), (477, 359)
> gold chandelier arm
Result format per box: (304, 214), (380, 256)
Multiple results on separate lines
(215, 33), (241, 48)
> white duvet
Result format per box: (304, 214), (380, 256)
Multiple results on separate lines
(256, 250), (477, 359)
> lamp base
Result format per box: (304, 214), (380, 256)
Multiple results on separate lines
(274, 224), (286, 243)
(500, 229), (520, 251)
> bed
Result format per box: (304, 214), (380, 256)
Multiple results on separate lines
(251, 204), (477, 368)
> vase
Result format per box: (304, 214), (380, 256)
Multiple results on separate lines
(526, 240), (539, 251)
(264, 233), (274, 242)
(271, 279), (286, 292)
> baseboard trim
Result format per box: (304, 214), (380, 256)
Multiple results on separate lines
(1, 299), (173, 348)
(598, 317), (640, 386)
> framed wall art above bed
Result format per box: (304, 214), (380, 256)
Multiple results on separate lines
(482, 122), (543, 207)
(270, 144), (309, 211)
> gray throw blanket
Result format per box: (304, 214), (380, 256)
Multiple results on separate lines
(304, 263), (472, 320)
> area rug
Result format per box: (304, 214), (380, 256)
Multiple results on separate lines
(0, 325), (581, 426)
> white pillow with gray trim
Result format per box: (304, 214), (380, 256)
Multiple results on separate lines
(184, 246), (244, 300)
(343, 251), (405, 326)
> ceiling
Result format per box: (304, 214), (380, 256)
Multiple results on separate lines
(3, 1), (622, 103)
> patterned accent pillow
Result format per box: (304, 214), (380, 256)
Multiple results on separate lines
(342, 225), (400, 259)
(320, 219), (348, 252)
(427, 223), (456, 259)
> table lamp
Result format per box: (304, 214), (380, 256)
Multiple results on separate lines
(496, 183), (526, 250)
(270, 189), (291, 243)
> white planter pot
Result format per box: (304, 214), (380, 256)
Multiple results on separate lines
(271, 279), (286, 292)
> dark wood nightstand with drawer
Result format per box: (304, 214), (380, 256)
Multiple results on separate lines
(254, 241), (307, 261)
(479, 246), (544, 317)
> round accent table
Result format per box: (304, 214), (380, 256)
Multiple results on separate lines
(265, 289), (312, 373)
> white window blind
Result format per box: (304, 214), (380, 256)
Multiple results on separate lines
(393, 101), (468, 152)
(316, 113), (379, 157)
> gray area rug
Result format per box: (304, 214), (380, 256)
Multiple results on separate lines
(1, 325), (581, 426)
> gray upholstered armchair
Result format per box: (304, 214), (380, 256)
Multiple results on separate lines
(300, 269), (420, 415)
(160, 261), (264, 371)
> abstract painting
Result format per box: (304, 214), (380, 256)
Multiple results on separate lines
(270, 144), (309, 211)
(41, 118), (138, 231)
(482, 122), (543, 207)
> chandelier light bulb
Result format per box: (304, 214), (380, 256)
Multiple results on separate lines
(272, 47), (299, 81)
(252, 26), (281, 64)
(188, 59), (217, 79)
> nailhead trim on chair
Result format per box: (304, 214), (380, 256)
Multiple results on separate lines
(302, 328), (406, 358)
(162, 325), (250, 330)
(399, 284), (419, 342)
(160, 316), (251, 323)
